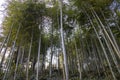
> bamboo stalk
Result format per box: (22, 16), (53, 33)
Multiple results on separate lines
(59, 0), (69, 80)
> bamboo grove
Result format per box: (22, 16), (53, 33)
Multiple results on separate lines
(0, 0), (120, 80)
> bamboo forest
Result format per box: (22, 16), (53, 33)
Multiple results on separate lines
(0, 0), (120, 80)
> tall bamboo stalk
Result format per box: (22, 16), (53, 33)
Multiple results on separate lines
(49, 21), (54, 79)
(59, 0), (69, 80)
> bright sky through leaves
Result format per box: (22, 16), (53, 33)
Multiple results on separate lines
(0, 0), (5, 36)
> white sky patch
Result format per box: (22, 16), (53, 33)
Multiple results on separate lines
(63, 0), (69, 4)
(0, 0), (5, 25)
(0, 0), (6, 37)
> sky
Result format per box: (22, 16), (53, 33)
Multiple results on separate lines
(0, 0), (5, 36)
(0, 0), (5, 24)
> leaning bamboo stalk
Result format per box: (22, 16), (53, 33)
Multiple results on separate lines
(91, 9), (120, 59)
(3, 25), (21, 80)
(94, 38), (110, 80)
(100, 9), (120, 73)
(0, 46), (9, 69)
(18, 46), (25, 78)
(91, 9), (120, 74)
(13, 46), (21, 80)
(0, 23), (14, 54)
(83, 8), (116, 80)
(13, 37), (23, 80)
(0, 24), (14, 68)
(100, 9), (120, 51)
(91, 38), (102, 78)
(91, 19), (116, 80)
(2, 42), (15, 80)
(102, 32), (120, 73)
(20, 47), (25, 65)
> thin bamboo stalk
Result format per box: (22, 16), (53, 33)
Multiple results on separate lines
(94, 38), (110, 80)
(74, 36), (82, 80)
(26, 30), (33, 80)
(36, 25), (41, 80)
(13, 46), (21, 80)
